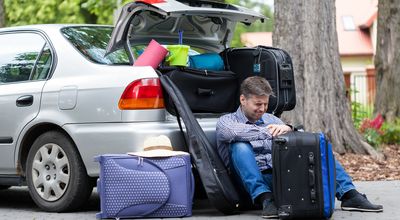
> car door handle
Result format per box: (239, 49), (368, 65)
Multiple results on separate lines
(16, 95), (34, 107)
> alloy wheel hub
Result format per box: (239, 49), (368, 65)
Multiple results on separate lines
(31, 143), (70, 202)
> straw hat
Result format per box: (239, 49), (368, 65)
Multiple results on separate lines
(128, 135), (188, 157)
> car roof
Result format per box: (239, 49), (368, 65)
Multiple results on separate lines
(0, 24), (113, 32)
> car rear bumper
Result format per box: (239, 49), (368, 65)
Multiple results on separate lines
(63, 118), (218, 176)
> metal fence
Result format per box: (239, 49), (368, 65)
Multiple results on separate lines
(351, 74), (376, 120)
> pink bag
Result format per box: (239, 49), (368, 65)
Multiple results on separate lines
(134, 39), (168, 69)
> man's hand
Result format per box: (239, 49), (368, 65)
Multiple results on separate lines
(267, 124), (292, 137)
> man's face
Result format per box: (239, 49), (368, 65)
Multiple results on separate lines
(240, 94), (269, 122)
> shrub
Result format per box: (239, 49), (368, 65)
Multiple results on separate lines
(358, 115), (400, 147)
(380, 118), (400, 145)
(351, 101), (374, 128)
(358, 116), (383, 148)
(362, 128), (382, 148)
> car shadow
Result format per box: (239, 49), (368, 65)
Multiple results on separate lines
(0, 186), (99, 212)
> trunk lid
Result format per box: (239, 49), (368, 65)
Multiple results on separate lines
(106, 0), (266, 56)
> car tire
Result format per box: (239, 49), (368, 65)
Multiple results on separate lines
(26, 131), (92, 212)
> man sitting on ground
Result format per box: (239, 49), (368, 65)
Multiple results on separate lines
(216, 76), (383, 219)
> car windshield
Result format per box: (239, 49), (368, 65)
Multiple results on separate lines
(61, 26), (130, 65)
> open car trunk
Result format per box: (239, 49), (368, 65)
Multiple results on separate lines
(107, 0), (295, 117)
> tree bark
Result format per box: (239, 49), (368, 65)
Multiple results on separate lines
(273, 0), (383, 160)
(374, 0), (400, 122)
(0, 0), (5, 28)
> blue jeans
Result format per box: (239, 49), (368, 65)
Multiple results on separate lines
(230, 142), (355, 203)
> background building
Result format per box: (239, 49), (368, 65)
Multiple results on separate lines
(241, 0), (378, 108)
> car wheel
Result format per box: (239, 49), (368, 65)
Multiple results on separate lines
(26, 131), (92, 212)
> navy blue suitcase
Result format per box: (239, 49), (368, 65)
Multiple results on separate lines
(272, 132), (336, 219)
(95, 154), (194, 219)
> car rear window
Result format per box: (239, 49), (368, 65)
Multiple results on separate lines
(61, 26), (130, 65)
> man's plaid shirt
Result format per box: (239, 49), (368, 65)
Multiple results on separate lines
(216, 107), (284, 171)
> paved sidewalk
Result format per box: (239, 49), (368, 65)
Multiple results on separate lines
(0, 181), (397, 219)
(189, 181), (399, 220)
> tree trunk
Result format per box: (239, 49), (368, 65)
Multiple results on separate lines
(374, 0), (400, 122)
(0, 0), (5, 28)
(273, 0), (383, 160)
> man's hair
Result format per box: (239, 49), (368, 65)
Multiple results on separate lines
(240, 76), (273, 98)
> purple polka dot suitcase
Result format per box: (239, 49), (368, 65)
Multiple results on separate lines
(95, 154), (194, 219)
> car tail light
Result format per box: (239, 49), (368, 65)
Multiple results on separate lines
(119, 78), (165, 110)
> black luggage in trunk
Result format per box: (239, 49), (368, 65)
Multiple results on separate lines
(160, 46), (296, 117)
(221, 46), (296, 117)
(162, 67), (238, 113)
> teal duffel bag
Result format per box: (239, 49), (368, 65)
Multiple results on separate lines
(188, 53), (225, 71)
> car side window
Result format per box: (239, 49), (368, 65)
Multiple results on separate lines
(61, 26), (129, 65)
(31, 45), (52, 80)
(0, 32), (46, 83)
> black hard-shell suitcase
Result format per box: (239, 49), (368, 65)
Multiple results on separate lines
(159, 73), (241, 214)
(272, 132), (336, 219)
(163, 67), (238, 113)
(222, 46), (296, 117)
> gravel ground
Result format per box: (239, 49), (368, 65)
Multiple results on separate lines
(336, 144), (400, 181)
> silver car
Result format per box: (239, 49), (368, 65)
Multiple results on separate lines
(0, 0), (264, 212)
